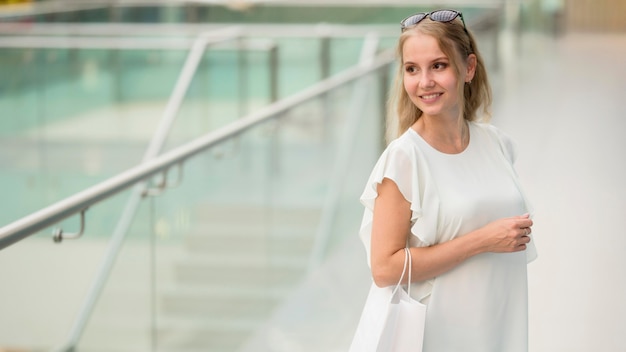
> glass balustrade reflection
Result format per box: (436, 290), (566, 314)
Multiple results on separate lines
(0, 33), (366, 230)
(0, 189), (134, 351)
(72, 72), (386, 351)
(0, 46), (186, 229)
(76, 195), (157, 351)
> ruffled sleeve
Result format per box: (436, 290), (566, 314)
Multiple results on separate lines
(485, 124), (538, 263)
(489, 124), (518, 164)
(358, 134), (440, 268)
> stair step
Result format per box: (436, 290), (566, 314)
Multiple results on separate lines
(183, 232), (315, 255)
(192, 204), (321, 226)
(174, 259), (306, 286)
(160, 284), (292, 301)
(155, 297), (272, 351)
(79, 318), (255, 352)
(157, 319), (253, 351)
(176, 253), (310, 267)
(151, 204), (321, 351)
(161, 291), (279, 319)
(186, 224), (316, 238)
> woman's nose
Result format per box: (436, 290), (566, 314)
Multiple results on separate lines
(419, 72), (435, 89)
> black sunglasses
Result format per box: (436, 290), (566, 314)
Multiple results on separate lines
(400, 10), (467, 32)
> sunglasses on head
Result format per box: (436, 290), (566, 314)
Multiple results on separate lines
(400, 9), (467, 32)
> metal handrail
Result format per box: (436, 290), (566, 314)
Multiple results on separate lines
(0, 22), (399, 38)
(0, 35), (276, 50)
(0, 48), (395, 251)
(0, 25), (243, 250)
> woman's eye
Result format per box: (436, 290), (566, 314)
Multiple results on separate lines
(405, 66), (417, 73)
(433, 62), (448, 70)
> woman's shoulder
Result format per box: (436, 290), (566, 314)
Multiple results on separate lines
(368, 129), (425, 180)
(470, 121), (518, 163)
(385, 128), (420, 154)
(471, 121), (511, 139)
(471, 120), (500, 134)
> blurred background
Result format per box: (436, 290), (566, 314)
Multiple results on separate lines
(0, 0), (624, 351)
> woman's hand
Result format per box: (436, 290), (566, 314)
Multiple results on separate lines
(473, 214), (533, 253)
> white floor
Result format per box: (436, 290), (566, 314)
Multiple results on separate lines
(492, 31), (626, 352)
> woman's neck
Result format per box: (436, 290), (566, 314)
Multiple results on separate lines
(412, 116), (469, 154)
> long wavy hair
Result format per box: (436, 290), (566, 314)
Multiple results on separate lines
(386, 17), (492, 142)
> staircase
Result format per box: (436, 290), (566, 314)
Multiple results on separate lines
(156, 203), (321, 351)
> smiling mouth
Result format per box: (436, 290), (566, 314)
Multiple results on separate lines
(420, 93), (443, 100)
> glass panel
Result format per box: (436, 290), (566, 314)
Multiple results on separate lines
(0, 189), (133, 351)
(76, 191), (155, 351)
(330, 37), (363, 75)
(163, 35), (366, 152)
(150, 108), (321, 351)
(233, 71), (389, 352)
(164, 47), (252, 150)
(69, 68), (386, 351)
(0, 45), (186, 227)
(319, 71), (387, 255)
(274, 38), (324, 98)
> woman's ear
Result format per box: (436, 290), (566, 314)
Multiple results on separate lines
(466, 54), (477, 82)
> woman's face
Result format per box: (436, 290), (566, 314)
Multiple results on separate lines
(402, 33), (465, 121)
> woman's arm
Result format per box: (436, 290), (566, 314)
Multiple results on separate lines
(370, 177), (532, 287)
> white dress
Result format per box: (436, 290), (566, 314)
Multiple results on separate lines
(358, 122), (537, 352)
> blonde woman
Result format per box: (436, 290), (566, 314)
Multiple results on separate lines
(355, 9), (537, 351)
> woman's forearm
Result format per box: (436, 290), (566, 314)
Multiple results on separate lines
(372, 231), (484, 287)
(372, 216), (532, 287)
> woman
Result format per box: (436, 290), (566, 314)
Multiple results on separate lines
(355, 10), (537, 351)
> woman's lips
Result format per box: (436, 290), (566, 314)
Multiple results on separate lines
(420, 93), (443, 103)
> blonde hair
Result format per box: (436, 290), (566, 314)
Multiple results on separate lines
(386, 17), (492, 142)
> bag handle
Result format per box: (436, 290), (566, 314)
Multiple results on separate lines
(391, 248), (412, 297)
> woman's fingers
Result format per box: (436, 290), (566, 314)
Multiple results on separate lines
(507, 217), (533, 251)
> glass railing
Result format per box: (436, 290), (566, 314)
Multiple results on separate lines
(0, 28), (395, 350)
(0, 188), (135, 350)
(70, 68), (389, 352)
(0, 4), (504, 351)
(0, 30), (375, 236)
